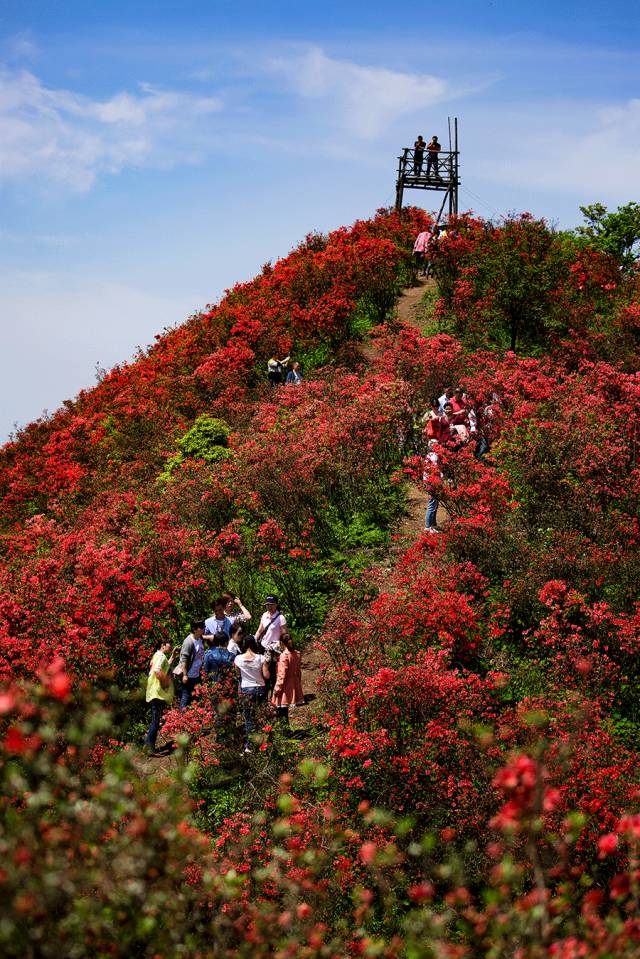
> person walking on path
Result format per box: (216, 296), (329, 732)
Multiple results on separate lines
(413, 229), (431, 274)
(271, 634), (304, 724)
(144, 638), (178, 753)
(176, 620), (206, 711)
(234, 634), (270, 752)
(426, 135), (441, 180)
(424, 440), (442, 533)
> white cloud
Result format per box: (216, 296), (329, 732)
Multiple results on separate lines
(0, 68), (223, 191)
(2, 33), (38, 63)
(269, 46), (448, 139)
(474, 98), (640, 200)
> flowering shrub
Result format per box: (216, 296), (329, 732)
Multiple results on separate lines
(1, 206), (640, 956)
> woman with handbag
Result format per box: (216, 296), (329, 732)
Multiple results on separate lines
(144, 638), (178, 754)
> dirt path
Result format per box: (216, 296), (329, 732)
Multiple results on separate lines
(395, 276), (434, 331)
(291, 279), (435, 722)
(138, 280), (436, 767)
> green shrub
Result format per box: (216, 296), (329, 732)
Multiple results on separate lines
(160, 414), (231, 480)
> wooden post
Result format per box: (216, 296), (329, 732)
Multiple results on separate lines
(395, 151), (405, 211)
(452, 118), (459, 216)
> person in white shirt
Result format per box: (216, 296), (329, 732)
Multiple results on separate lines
(255, 595), (289, 693)
(255, 596), (288, 650)
(234, 634), (270, 752)
(227, 622), (244, 657)
(438, 388), (454, 415)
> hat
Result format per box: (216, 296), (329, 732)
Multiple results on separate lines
(264, 595), (278, 605)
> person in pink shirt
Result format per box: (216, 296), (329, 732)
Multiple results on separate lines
(449, 387), (467, 416)
(413, 231), (431, 254)
(413, 230), (431, 276)
(271, 634), (304, 723)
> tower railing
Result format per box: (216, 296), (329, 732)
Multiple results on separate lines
(394, 121), (459, 219)
(396, 147), (457, 187)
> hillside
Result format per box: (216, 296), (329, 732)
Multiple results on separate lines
(2, 208), (640, 958)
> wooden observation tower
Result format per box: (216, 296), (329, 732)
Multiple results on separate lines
(395, 117), (459, 222)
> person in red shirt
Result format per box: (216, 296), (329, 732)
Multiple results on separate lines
(424, 398), (450, 444)
(449, 387), (466, 415)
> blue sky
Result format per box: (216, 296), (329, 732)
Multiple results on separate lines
(1, 1), (639, 442)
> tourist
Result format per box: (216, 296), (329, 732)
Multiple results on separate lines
(267, 354), (290, 387)
(204, 631), (235, 684)
(223, 594), (252, 627)
(227, 621), (244, 656)
(286, 362), (304, 385)
(450, 387), (466, 416)
(204, 597), (233, 638)
(424, 440), (442, 533)
(175, 620), (206, 711)
(426, 135), (441, 180)
(438, 387), (454, 415)
(271, 634), (304, 723)
(144, 638), (178, 754)
(424, 398), (449, 444)
(255, 595), (289, 692)
(413, 230), (431, 274)
(423, 225), (440, 277)
(234, 634), (270, 752)
(413, 135), (426, 175)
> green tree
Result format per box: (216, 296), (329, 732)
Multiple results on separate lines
(575, 201), (640, 269)
(433, 215), (572, 353)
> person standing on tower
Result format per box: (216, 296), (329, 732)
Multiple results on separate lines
(413, 135), (426, 175)
(426, 135), (441, 180)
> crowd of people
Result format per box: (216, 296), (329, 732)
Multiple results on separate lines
(420, 386), (500, 532)
(143, 594), (304, 756)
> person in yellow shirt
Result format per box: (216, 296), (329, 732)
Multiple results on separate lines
(144, 638), (178, 754)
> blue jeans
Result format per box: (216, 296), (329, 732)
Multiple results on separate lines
(475, 435), (489, 461)
(425, 494), (439, 529)
(145, 698), (166, 748)
(239, 686), (267, 748)
(180, 676), (200, 711)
